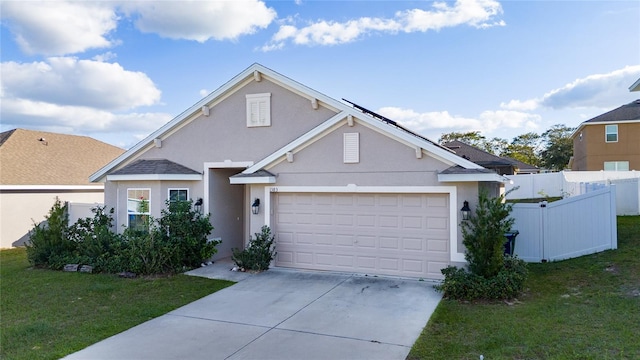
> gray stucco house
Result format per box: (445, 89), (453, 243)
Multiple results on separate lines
(91, 63), (506, 279)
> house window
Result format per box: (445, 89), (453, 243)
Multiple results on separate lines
(246, 93), (271, 127)
(604, 161), (629, 171)
(605, 124), (618, 142)
(168, 188), (189, 203)
(127, 189), (150, 231)
(343, 132), (359, 163)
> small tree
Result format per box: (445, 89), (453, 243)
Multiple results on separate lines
(26, 198), (74, 269)
(461, 188), (515, 278)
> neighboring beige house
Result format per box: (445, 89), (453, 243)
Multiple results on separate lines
(570, 100), (640, 171)
(91, 63), (507, 279)
(0, 129), (124, 248)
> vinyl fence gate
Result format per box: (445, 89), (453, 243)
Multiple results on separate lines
(511, 186), (617, 263)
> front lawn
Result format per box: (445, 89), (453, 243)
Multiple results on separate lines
(0, 248), (233, 360)
(409, 216), (640, 359)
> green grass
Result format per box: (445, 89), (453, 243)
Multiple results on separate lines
(409, 216), (640, 360)
(0, 248), (233, 360)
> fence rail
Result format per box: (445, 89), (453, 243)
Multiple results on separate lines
(511, 186), (617, 262)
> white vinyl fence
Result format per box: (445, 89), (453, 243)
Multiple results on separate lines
(67, 202), (101, 224)
(506, 171), (640, 215)
(511, 186), (617, 262)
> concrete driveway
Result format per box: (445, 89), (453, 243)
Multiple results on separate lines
(65, 264), (442, 360)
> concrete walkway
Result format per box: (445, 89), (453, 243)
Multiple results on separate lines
(65, 261), (442, 360)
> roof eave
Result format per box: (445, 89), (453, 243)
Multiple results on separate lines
(438, 173), (509, 183)
(106, 174), (203, 181)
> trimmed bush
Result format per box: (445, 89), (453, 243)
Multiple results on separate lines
(68, 206), (123, 273)
(232, 225), (276, 271)
(436, 256), (528, 300)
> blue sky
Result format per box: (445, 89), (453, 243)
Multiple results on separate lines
(1, 0), (639, 149)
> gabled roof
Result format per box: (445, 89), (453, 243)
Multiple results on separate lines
(582, 99), (640, 124)
(630, 78), (640, 92)
(91, 63), (483, 182)
(572, 100), (640, 138)
(0, 128), (124, 186)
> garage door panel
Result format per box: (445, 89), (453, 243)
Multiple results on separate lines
(275, 193), (450, 279)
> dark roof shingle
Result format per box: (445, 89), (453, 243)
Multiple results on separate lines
(110, 159), (200, 176)
(584, 99), (640, 123)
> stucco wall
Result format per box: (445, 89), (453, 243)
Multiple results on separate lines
(137, 79), (337, 171)
(573, 123), (640, 171)
(267, 122), (449, 186)
(0, 190), (104, 248)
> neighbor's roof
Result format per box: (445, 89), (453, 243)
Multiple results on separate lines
(582, 99), (640, 123)
(443, 140), (513, 167)
(502, 157), (539, 172)
(572, 100), (640, 138)
(0, 128), (124, 185)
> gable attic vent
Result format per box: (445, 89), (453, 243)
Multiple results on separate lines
(343, 133), (359, 163)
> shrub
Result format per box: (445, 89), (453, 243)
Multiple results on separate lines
(156, 200), (217, 269)
(122, 225), (175, 275)
(435, 256), (528, 300)
(68, 206), (123, 273)
(232, 225), (276, 271)
(435, 188), (528, 301)
(26, 198), (75, 269)
(462, 188), (515, 278)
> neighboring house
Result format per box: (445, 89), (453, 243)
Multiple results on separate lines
(90, 63), (507, 279)
(443, 140), (539, 175)
(570, 100), (640, 171)
(0, 129), (125, 248)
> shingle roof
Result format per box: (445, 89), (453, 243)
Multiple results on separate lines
(583, 99), (640, 123)
(110, 159), (200, 176)
(503, 156), (539, 171)
(0, 129), (125, 185)
(439, 166), (499, 175)
(443, 140), (513, 167)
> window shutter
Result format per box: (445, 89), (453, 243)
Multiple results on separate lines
(246, 93), (271, 127)
(343, 133), (359, 163)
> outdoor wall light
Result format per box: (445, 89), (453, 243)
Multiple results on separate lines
(194, 198), (203, 213)
(251, 198), (260, 215)
(461, 200), (471, 221)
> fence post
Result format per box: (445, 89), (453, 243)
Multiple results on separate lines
(540, 200), (548, 262)
(610, 184), (618, 250)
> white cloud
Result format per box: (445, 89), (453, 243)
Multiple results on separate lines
(1, 1), (118, 55)
(121, 0), (276, 42)
(501, 65), (640, 111)
(539, 65), (640, 109)
(1, 57), (161, 111)
(262, 0), (504, 50)
(377, 106), (539, 138)
(0, 97), (171, 146)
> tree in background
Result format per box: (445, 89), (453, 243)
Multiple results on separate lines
(439, 124), (573, 170)
(438, 131), (497, 154)
(539, 124), (574, 171)
(502, 132), (542, 166)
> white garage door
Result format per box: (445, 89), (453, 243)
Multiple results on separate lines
(274, 192), (450, 279)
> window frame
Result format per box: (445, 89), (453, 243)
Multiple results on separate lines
(127, 188), (151, 231)
(605, 124), (618, 143)
(603, 161), (629, 171)
(168, 188), (189, 204)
